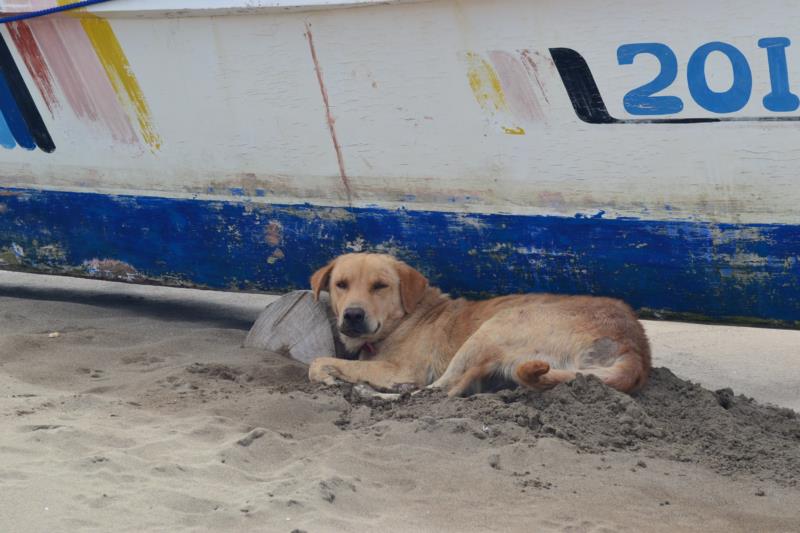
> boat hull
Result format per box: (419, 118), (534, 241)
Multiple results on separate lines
(0, 0), (798, 326)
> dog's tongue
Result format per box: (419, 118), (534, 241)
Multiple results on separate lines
(361, 342), (377, 357)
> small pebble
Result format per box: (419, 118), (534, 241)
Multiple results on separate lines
(488, 453), (500, 469)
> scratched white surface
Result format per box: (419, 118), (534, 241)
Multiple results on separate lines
(0, 0), (798, 224)
(0, 0), (427, 16)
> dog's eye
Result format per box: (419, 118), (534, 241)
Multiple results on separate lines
(335, 280), (348, 290)
(371, 281), (388, 292)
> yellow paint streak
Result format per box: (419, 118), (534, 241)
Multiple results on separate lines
(465, 52), (507, 112)
(502, 126), (525, 135)
(59, 1), (161, 150)
(81, 14), (161, 150)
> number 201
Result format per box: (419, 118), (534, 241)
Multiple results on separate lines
(618, 38), (799, 115)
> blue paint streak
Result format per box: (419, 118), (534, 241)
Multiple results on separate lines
(1, 188), (798, 323)
(0, 110), (16, 149)
(0, 69), (34, 149)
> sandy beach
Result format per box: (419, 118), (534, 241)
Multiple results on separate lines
(1, 271), (798, 532)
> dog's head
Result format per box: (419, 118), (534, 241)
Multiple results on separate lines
(310, 253), (428, 348)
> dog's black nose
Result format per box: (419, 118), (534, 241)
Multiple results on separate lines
(343, 307), (365, 324)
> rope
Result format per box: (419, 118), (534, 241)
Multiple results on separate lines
(0, 0), (114, 24)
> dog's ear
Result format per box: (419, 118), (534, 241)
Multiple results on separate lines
(396, 261), (428, 313)
(310, 259), (336, 300)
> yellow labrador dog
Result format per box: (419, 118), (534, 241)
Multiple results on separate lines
(308, 253), (651, 396)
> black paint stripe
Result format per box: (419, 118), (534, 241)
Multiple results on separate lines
(549, 47), (618, 124)
(549, 47), (800, 124)
(0, 33), (54, 152)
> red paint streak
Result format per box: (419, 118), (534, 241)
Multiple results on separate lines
(305, 22), (352, 203)
(30, 18), (138, 145)
(489, 50), (544, 123)
(7, 21), (59, 114)
(28, 18), (99, 122)
(520, 49), (550, 105)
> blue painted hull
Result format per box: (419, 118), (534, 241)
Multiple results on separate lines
(1, 187), (797, 326)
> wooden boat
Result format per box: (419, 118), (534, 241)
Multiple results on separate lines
(0, 0), (798, 326)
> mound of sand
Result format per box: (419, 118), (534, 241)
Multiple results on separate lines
(1, 275), (799, 532)
(339, 369), (799, 486)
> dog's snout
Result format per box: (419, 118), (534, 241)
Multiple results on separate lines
(343, 307), (366, 324)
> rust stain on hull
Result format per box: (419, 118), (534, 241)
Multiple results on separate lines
(305, 22), (352, 203)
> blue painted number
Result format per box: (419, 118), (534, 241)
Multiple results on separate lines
(687, 42), (752, 113)
(617, 43), (684, 115)
(619, 38), (800, 116)
(759, 37), (800, 112)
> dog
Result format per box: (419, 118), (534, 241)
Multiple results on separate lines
(308, 253), (651, 396)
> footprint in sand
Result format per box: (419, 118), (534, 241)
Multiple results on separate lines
(76, 368), (105, 379)
(24, 425), (64, 432)
(318, 476), (357, 504)
(120, 354), (165, 366)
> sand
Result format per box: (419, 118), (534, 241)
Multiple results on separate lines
(1, 272), (799, 532)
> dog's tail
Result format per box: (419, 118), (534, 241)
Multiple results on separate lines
(514, 350), (648, 393)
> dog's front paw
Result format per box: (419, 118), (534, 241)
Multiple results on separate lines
(308, 357), (342, 386)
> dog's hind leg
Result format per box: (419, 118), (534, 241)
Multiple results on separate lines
(514, 348), (647, 393)
(513, 360), (575, 390)
(428, 337), (504, 397)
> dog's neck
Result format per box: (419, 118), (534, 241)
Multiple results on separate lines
(378, 287), (487, 359)
(372, 287), (455, 349)
(407, 287), (454, 324)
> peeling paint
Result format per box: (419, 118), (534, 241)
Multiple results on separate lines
(710, 226), (774, 246)
(82, 258), (142, 281)
(265, 220), (283, 246)
(36, 244), (66, 262)
(345, 236), (367, 252)
(0, 246), (21, 266)
(453, 213), (488, 231)
(267, 248), (285, 264)
(277, 205), (355, 222)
